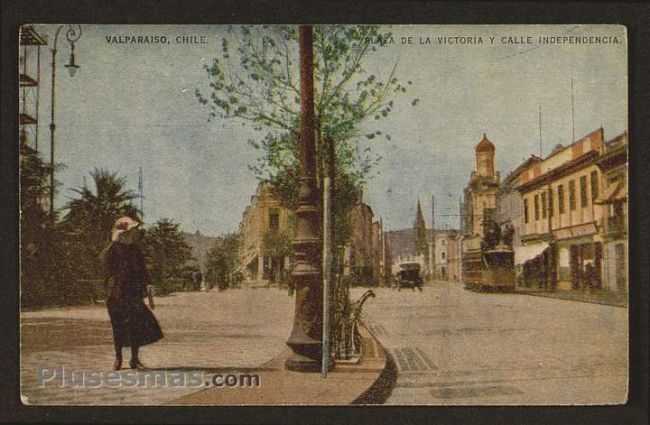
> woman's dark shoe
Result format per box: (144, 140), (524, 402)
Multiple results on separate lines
(129, 359), (148, 370)
(113, 357), (122, 371)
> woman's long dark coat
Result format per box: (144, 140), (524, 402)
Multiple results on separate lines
(103, 242), (163, 347)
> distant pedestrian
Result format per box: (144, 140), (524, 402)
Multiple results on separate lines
(100, 216), (163, 371)
(584, 262), (596, 290)
(193, 271), (203, 291)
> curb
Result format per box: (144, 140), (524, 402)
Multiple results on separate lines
(516, 290), (628, 308)
(352, 321), (397, 404)
(168, 321), (392, 405)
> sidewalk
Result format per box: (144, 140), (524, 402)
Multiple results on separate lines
(515, 287), (627, 307)
(20, 288), (295, 405)
(21, 288), (394, 405)
(170, 322), (395, 405)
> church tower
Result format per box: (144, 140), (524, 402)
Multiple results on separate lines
(476, 133), (495, 177)
(462, 133), (500, 239)
(414, 199), (429, 267)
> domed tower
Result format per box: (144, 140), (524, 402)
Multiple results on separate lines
(475, 133), (495, 177)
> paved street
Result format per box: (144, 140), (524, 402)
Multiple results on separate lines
(21, 288), (294, 405)
(20, 283), (628, 405)
(354, 283), (628, 405)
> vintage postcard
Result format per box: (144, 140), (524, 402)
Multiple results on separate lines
(19, 24), (628, 405)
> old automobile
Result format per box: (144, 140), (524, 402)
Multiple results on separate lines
(395, 262), (423, 291)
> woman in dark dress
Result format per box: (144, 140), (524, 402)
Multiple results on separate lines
(101, 216), (163, 370)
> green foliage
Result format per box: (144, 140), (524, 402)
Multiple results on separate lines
(205, 233), (239, 290)
(21, 149), (108, 307)
(20, 146), (50, 255)
(262, 229), (292, 259)
(197, 25), (415, 246)
(142, 218), (195, 295)
(60, 168), (140, 280)
(196, 25), (405, 143)
(21, 165), (196, 306)
(20, 147), (62, 307)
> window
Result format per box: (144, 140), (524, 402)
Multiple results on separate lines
(590, 170), (599, 201)
(541, 192), (548, 219)
(569, 180), (576, 211)
(534, 194), (540, 221)
(558, 184), (565, 214)
(441, 252), (446, 260)
(580, 175), (588, 207)
(548, 188), (554, 217)
(484, 208), (496, 224)
(269, 209), (280, 233)
(524, 199), (529, 224)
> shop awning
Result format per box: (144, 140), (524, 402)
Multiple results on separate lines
(515, 243), (549, 265)
(594, 179), (627, 204)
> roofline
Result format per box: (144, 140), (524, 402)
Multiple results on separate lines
(516, 150), (599, 192)
(540, 127), (604, 164)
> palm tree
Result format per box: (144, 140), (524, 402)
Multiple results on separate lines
(61, 168), (140, 276)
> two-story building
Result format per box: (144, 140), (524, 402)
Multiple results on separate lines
(497, 155), (542, 284)
(433, 229), (461, 282)
(237, 181), (293, 285)
(516, 128), (605, 290)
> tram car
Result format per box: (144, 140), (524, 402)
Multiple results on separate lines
(462, 246), (515, 292)
(462, 221), (516, 292)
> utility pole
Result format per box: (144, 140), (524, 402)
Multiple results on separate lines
(322, 174), (332, 376)
(285, 25), (323, 372)
(138, 167), (144, 220)
(429, 195), (435, 280)
(571, 77), (576, 143)
(539, 104), (543, 157)
(380, 217), (385, 287)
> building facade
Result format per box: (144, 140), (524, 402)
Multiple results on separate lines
(595, 131), (628, 295)
(237, 182), (293, 285)
(497, 155), (542, 283)
(461, 134), (501, 239)
(460, 133), (501, 284)
(238, 185), (389, 287)
(432, 229), (461, 282)
(516, 128), (607, 291)
(344, 199), (390, 285)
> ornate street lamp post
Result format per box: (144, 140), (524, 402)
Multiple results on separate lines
(285, 25), (324, 372)
(49, 25), (82, 218)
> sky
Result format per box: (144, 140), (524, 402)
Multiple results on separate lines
(26, 25), (627, 236)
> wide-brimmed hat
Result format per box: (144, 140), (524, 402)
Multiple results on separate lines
(111, 216), (140, 242)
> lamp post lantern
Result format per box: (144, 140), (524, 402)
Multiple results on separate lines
(49, 25), (81, 218)
(285, 25), (324, 372)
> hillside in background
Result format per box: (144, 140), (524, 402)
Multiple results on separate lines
(182, 231), (222, 271)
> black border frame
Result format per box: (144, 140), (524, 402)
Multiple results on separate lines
(1, 1), (648, 424)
